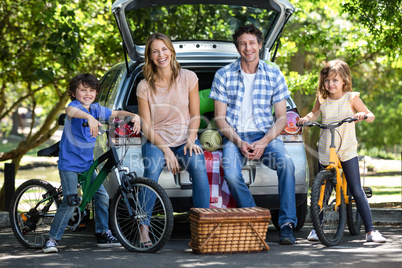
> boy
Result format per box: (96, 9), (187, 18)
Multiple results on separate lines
(43, 73), (141, 253)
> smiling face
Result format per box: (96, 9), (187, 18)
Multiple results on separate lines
(324, 71), (346, 99)
(149, 39), (172, 70)
(72, 83), (98, 109)
(236, 33), (262, 64)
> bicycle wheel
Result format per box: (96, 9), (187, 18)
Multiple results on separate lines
(311, 170), (346, 246)
(346, 191), (362, 235)
(110, 175), (174, 253)
(9, 179), (60, 248)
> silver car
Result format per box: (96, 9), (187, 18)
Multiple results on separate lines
(95, 0), (309, 230)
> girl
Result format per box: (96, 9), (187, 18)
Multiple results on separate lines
(298, 59), (386, 243)
(137, 33), (210, 247)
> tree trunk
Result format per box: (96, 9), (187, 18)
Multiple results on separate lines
(10, 108), (20, 136)
(289, 51), (320, 186)
(0, 91), (69, 209)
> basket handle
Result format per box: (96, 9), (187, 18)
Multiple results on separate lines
(250, 223), (270, 251)
(189, 223), (221, 251)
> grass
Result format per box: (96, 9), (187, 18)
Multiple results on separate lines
(0, 134), (58, 158)
(370, 186), (402, 197)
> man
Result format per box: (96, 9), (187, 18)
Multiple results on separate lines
(209, 24), (297, 245)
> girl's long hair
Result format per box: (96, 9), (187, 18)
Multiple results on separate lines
(317, 59), (352, 99)
(142, 33), (181, 91)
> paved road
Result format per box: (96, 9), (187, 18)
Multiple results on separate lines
(1, 221), (401, 268)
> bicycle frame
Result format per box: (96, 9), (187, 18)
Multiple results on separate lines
(316, 122), (354, 211)
(78, 146), (120, 212)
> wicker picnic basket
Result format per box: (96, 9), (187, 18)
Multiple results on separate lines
(189, 207), (271, 254)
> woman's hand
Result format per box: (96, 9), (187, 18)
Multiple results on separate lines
(183, 141), (203, 157)
(163, 148), (180, 175)
(131, 114), (141, 134)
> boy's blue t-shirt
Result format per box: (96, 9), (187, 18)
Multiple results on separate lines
(58, 100), (112, 172)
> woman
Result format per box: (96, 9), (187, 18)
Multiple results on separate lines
(137, 33), (210, 246)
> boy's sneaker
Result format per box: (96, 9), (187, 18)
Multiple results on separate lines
(43, 237), (58, 253)
(279, 222), (296, 245)
(97, 230), (121, 248)
(307, 229), (319, 241)
(366, 230), (386, 243)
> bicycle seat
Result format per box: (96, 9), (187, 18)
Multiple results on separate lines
(37, 141), (60, 157)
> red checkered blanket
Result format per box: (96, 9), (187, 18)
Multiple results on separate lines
(204, 150), (237, 208)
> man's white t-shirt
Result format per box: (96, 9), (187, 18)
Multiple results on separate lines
(238, 69), (259, 133)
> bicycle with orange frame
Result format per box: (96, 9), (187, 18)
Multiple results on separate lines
(298, 116), (372, 246)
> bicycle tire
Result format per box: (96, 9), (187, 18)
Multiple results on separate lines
(311, 170), (346, 247)
(110, 174), (174, 253)
(346, 191), (362, 235)
(9, 179), (60, 249)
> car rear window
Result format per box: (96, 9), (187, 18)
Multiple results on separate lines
(125, 4), (279, 45)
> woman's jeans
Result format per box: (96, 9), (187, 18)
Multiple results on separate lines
(222, 132), (297, 227)
(49, 170), (110, 240)
(141, 139), (210, 222)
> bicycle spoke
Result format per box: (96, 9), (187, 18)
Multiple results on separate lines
(110, 176), (173, 252)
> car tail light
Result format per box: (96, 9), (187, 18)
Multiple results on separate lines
(280, 110), (303, 142)
(112, 119), (142, 145)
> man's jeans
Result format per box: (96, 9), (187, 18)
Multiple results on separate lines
(49, 170), (110, 240)
(222, 131), (297, 227)
(142, 139), (210, 208)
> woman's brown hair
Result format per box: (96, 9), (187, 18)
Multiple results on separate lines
(317, 59), (352, 99)
(142, 33), (181, 91)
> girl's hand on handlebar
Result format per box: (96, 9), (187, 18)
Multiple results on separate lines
(297, 117), (309, 126)
(354, 112), (367, 122)
(130, 114), (141, 134)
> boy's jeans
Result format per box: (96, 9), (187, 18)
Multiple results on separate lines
(222, 131), (297, 227)
(49, 170), (110, 240)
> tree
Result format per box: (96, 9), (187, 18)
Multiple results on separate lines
(277, 0), (402, 180)
(1, 0), (400, 206)
(0, 0), (121, 209)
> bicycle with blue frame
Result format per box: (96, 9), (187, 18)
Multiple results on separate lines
(298, 116), (372, 246)
(9, 114), (174, 252)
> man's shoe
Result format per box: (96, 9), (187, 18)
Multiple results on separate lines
(43, 237), (58, 253)
(279, 222), (296, 245)
(97, 230), (121, 247)
(366, 230), (386, 243)
(307, 229), (319, 241)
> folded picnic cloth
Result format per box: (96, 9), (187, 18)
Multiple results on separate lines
(204, 150), (237, 209)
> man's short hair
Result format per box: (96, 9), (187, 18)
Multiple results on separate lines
(233, 24), (264, 48)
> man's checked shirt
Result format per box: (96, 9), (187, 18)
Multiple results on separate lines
(210, 58), (290, 133)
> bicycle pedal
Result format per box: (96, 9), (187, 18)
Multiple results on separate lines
(73, 224), (87, 232)
(364, 187), (372, 198)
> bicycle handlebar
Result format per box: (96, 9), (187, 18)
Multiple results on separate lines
(296, 116), (367, 129)
(81, 116), (132, 128)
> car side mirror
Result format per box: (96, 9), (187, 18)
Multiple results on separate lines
(58, 114), (66, 126)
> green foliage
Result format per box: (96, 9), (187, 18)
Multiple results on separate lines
(0, 0), (120, 124)
(0, 0), (401, 161)
(279, 0), (402, 150)
(359, 147), (401, 160)
(0, 0), (121, 168)
(286, 72), (318, 95)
